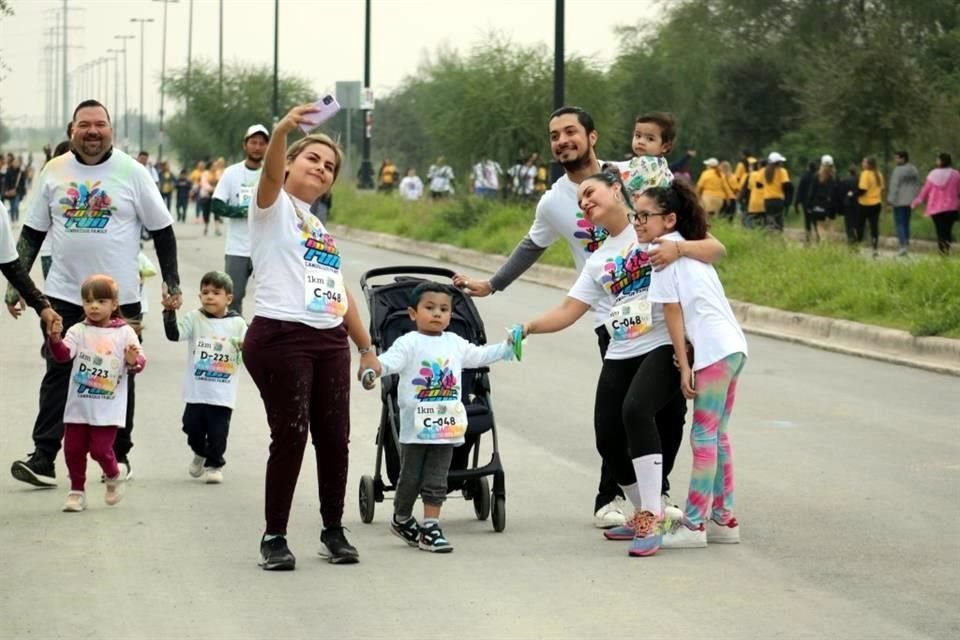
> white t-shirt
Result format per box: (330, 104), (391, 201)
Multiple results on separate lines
(169, 309), (248, 408)
(378, 331), (512, 445)
(249, 189), (346, 330)
(528, 172), (611, 327)
(427, 165), (454, 193)
(60, 322), (142, 426)
(213, 162), (261, 257)
(568, 225), (671, 360)
(0, 200), (16, 263)
(24, 150), (173, 305)
(648, 231), (748, 371)
(398, 176), (424, 201)
(473, 161), (502, 190)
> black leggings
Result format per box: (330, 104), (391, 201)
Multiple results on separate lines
(856, 203), (881, 250)
(931, 210), (958, 255)
(594, 344), (686, 494)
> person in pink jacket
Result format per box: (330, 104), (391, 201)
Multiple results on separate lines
(913, 153), (960, 255)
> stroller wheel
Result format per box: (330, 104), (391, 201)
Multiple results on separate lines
(473, 477), (491, 521)
(492, 494), (506, 532)
(359, 475), (376, 524)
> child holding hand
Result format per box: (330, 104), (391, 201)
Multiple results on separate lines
(48, 275), (145, 512)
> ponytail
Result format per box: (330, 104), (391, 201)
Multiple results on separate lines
(640, 180), (708, 240)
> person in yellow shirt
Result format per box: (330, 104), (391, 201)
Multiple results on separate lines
(190, 160), (205, 221)
(760, 152), (792, 231)
(719, 160), (738, 221)
(696, 158), (733, 218)
(742, 160), (767, 229)
(856, 156), (885, 256)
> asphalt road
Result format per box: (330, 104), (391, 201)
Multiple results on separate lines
(1, 221), (957, 639)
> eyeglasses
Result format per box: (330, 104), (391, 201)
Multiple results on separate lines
(629, 210), (667, 224)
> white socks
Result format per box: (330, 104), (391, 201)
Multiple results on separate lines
(619, 482), (644, 511)
(632, 454), (664, 516)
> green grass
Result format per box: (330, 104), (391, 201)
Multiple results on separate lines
(332, 188), (960, 338)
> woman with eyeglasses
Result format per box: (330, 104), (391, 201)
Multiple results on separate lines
(513, 168), (725, 557)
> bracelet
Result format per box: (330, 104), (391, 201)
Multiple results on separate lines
(676, 240), (683, 258)
(357, 346), (373, 355)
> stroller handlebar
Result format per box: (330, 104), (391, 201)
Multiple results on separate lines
(360, 266), (458, 291)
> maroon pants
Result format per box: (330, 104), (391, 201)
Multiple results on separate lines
(243, 316), (351, 535)
(63, 423), (120, 492)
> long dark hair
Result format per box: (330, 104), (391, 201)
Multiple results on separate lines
(584, 163), (635, 212)
(641, 180), (708, 240)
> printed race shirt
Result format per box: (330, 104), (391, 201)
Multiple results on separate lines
(568, 225), (671, 360)
(168, 309), (248, 408)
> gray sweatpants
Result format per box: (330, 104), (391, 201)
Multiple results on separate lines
(394, 443), (454, 519)
(224, 255), (253, 314)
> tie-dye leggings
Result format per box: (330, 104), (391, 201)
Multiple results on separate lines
(684, 352), (746, 526)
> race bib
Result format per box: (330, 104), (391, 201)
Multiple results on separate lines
(605, 297), (653, 341)
(193, 337), (239, 382)
(305, 266), (347, 316)
(238, 185), (254, 208)
(74, 349), (123, 397)
(415, 400), (468, 441)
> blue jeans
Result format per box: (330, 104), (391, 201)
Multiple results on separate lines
(893, 206), (911, 249)
(5, 195), (20, 221)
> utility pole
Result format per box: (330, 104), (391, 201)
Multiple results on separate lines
(358, 0), (373, 189)
(106, 49), (121, 123)
(272, 0), (279, 125)
(154, 0), (179, 163)
(115, 35), (135, 148)
(130, 18), (155, 152)
(62, 0), (68, 124)
(186, 0), (193, 120)
(218, 0), (224, 101)
(551, 0), (565, 183)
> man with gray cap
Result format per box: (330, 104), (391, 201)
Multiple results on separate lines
(211, 124), (269, 313)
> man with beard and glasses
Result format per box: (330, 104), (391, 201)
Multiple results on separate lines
(5, 99), (182, 488)
(210, 124), (269, 314)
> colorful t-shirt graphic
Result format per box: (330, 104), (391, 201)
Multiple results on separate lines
(193, 337), (240, 381)
(600, 245), (654, 341)
(61, 180), (116, 232)
(614, 156), (674, 198)
(74, 340), (122, 397)
(574, 211), (609, 255)
(297, 209), (347, 317)
(411, 357), (467, 441)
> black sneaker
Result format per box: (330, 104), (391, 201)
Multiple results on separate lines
(418, 522), (453, 553)
(320, 527), (359, 564)
(10, 452), (57, 488)
(259, 535), (296, 571)
(390, 515), (420, 547)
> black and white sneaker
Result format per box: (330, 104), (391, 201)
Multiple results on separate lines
(390, 515), (420, 547)
(259, 535), (296, 571)
(320, 527), (359, 564)
(418, 522), (453, 553)
(10, 452), (57, 488)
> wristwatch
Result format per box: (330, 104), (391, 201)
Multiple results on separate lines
(358, 346), (373, 355)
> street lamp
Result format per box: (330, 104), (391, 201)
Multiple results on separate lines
(130, 17), (155, 152)
(115, 34), (135, 147)
(106, 49), (121, 124)
(358, 0), (373, 189)
(551, 0), (565, 183)
(153, 0), (179, 162)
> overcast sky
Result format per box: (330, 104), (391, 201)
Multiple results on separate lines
(0, 0), (659, 128)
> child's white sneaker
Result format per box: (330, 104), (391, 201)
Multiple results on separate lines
(189, 455), (206, 478)
(105, 473), (124, 506)
(661, 519), (707, 549)
(706, 517), (740, 544)
(205, 467), (223, 484)
(62, 491), (86, 512)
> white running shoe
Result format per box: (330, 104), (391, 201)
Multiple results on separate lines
(62, 491), (86, 512)
(661, 519), (707, 549)
(104, 474), (125, 506)
(706, 518), (740, 544)
(189, 455), (206, 478)
(593, 496), (627, 529)
(205, 468), (223, 484)
(662, 495), (684, 522)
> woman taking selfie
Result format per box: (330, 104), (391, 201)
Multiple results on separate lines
(243, 103), (378, 571)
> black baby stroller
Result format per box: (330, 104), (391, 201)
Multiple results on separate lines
(358, 266), (506, 532)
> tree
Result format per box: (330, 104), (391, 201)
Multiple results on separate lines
(163, 62), (313, 164)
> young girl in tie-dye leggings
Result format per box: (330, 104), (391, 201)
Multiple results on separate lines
(640, 180), (748, 548)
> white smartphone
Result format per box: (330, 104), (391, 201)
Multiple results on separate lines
(299, 94), (341, 134)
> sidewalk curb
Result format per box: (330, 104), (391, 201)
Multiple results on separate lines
(332, 224), (960, 377)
